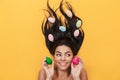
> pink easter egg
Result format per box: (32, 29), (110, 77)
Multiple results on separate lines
(74, 29), (79, 37)
(72, 57), (79, 65)
(48, 34), (54, 42)
(48, 17), (55, 23)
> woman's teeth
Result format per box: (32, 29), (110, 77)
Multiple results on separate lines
(59, 62), (67, 66)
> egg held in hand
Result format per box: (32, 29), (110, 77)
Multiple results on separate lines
(46, 57), (52, 65)
(72, 57), (80, 65)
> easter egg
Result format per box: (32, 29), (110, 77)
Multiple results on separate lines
(72, 57), (79, 65)
(76, 20), (82, 28)
(48, 34), (54, 42)
(46, 57), (52, 65)
(48, 17), (55, 23)
(59, 26), (66, 32)
(74, 29), (80, 37)
(66, 10), (73, 18)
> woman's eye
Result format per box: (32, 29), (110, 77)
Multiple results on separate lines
(66, 54), (70, 57)
(56, 54), (61, 57)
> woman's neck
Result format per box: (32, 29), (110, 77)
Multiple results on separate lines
(54, 67), (71, 79)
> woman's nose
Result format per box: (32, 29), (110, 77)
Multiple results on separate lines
(61, 55), (65, 60)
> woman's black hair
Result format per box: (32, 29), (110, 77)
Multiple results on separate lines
(42, 0), (84, 56)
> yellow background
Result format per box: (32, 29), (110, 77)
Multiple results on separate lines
(0, 0), (120, 80)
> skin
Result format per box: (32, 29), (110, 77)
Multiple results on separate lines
(38, 45), (88, 80)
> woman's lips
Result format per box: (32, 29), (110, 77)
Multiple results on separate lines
(58, 62), (68, 66)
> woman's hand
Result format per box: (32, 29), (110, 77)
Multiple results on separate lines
(71, 60), (83, 80)
(42, 58), (54, 80)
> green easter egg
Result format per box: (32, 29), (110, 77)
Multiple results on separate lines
(46, 57), (52, 65)
(76, 20), (82, 28)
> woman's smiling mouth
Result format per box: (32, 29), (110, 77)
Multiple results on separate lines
(58, 62), (68, 66)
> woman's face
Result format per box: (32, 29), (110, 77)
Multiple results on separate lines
(53, 45), (73, 71)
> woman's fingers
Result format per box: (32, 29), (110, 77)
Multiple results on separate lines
(78, 60), (83, 67)
(71, 59), (83, 69)
(42, 58), (48, 69)
(42, 57), (54, 71)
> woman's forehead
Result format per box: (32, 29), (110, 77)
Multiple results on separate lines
(55, 45), (72, 52)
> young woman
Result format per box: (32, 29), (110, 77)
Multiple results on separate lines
(38, 0), (88, 80)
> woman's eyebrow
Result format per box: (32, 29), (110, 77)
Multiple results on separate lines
(55, 51), (62, 53)
(65, 51), (71, 54)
